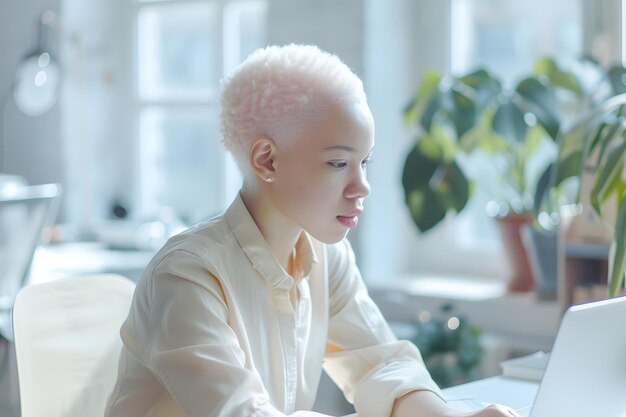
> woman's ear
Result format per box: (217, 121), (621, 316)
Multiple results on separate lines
(248, 136), (277, 183)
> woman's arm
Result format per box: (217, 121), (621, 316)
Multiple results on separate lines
(392, 390), (521, 417)
(323, 240), (443, 416)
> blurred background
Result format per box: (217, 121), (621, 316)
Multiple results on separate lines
(3, 0), (616, 281)
(0, 0), (624, 415)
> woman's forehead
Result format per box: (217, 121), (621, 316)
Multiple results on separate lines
(269, 99), (374, 158)
(313, 102), (374, 149)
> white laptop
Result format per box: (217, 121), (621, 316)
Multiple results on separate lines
(452, 296), (626, 417)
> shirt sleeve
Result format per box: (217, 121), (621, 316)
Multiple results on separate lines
(323, 240), (444, 417)
(123, 250), (328, 417)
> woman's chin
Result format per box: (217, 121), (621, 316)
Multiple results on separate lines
(308, 228), (350, 245)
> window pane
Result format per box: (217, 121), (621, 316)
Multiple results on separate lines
(138, 2), (220, 101)
(223, 1), (268, 72)
(139, 107), (224, 223)
(451, 0), (582, 83)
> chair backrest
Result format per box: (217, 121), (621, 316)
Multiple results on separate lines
(12, 274), (135, 417)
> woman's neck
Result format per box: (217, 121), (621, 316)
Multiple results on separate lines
(239, 186), (302, 273)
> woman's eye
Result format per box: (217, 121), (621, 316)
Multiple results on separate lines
(361, 158), (371, 167)
(328, 161), (347, 169)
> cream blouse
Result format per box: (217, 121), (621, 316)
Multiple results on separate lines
(105, 194), (442, 417)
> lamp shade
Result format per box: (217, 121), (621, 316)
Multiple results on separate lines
(13, 51), (60, 117)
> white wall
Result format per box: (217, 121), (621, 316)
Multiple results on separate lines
(0, 0), (63, 188)
(267, 0), (364, 75)
(61, 0), (134, 236)
(360, 0), (457, 283)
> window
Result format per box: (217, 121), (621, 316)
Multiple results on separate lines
(133, 0), (266, 224)
(451, 0), (582, 82)
(449, 0), (582, 249)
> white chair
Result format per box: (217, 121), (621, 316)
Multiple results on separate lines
(12, 274), (135, 417)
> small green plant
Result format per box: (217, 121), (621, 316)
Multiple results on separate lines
(409, 304), (483, 388)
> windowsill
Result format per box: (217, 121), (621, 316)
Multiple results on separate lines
(29, 241), (155, 284)
(379, 275), (508, 301)
(369, 275), (561, 352)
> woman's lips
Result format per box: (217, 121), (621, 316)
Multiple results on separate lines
(337, 209), (362, 228)
(336, 215), (358, 228)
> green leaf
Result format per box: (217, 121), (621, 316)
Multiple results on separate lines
(402, 139), (445, 232)
(403, 137), (440, 187)
(404, 70), (443, 125)
(492, 97), (527, 144)
(516, 77), (560, 140)
(588, 117), (619, 157)
(459, 68), (494, 87)
(609, 195), (626, 296)
(554, 152), (582, 189)
(450, 87), (477, 138)
(559, 110), (622, 204)
(590, 140), (626, 216)
(602, 161), (625, 206)
(419, 131), (445, 160)
(533, 163), (554, 216)
(534, 57), (581, 93)
(430, 160), (471, 212)
(407, 188), (447, 232)
(401, 136), (471, 232)
(458, 109), (505, 154)
(553, 111), (602, 188)
(591, 112), (626, 188)
(521, 124), (550, 160)
(420, 93), (442, 132)
(459, 69), (501, 111)
(430, 125), (458, 161)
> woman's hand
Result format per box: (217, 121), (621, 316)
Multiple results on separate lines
(464, 404), (521, 417)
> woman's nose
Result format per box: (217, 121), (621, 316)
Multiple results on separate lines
(345, 168), (370, 199)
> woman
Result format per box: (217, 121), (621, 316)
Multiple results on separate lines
(105, 44), (519, 417)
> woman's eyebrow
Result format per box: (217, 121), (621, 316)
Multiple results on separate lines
(323, 145), (356, 152)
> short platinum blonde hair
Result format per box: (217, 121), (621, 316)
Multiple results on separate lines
(219, 44), (367, 170)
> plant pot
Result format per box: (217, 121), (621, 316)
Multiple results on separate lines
(521, 224), (558, 299)
(495, 214), (535, 292)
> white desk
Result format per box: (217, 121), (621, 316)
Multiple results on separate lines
(343, 376), (538, 416)
(443, 376), (538, 411)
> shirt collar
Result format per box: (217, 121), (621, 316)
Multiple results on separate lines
(225, 193), (318, 290)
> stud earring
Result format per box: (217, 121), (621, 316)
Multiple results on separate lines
(265, 177), (274, 183)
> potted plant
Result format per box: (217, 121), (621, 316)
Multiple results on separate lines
(402, 57), (580, 292)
